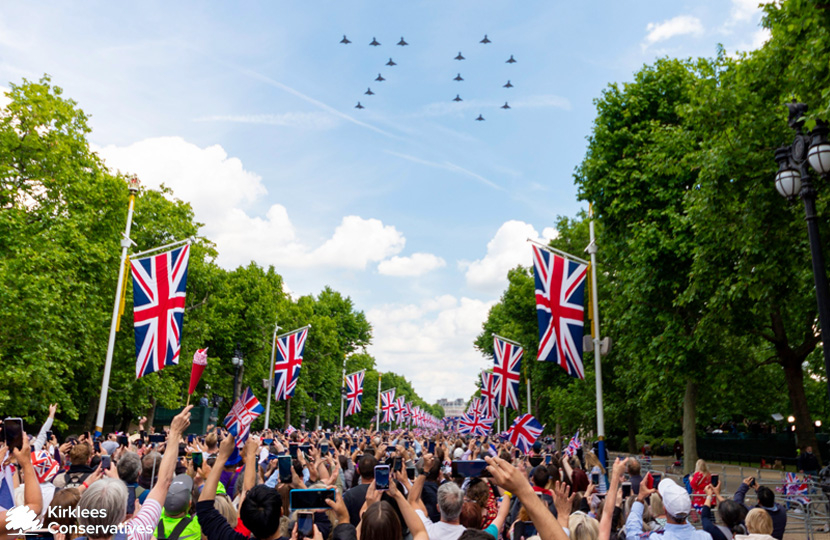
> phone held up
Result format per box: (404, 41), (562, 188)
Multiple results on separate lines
(374, 465), (391, 490)
(3, 418), (24, 451)
(297, 512), (314, 540)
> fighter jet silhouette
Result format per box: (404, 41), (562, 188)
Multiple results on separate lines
(480, 35), (491, 44)
(476, 114), (485, 121)
(455, 52), (465, 60)
(397, 37), (408, 46)
(503, 80), (514, 88)
(454, 73), (464, 81)
(453, 94), (463, 102)
(340, 35), (351, 44)
(355, 102), (365, 109)
(386, 58), (396, 66)
(506, 55), (517, 63)
(365, 88), (374, 95)
(375, 73), (385, 82)
(501, 102), (511, 109)
(370, 37), (381, 46)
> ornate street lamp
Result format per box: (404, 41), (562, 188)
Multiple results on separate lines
(774, 102), (830, 403)
(231, 344), (244, 404)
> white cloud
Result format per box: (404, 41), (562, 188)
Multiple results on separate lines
(729, 0), (763, 24)
(644, 16), (704, 46)
(195, 112), (339, 130)
(96, 136), (406, 269)
(463, 220), (559, 294)
(367, 295), (496, 403)
(378, 253), (446, 277)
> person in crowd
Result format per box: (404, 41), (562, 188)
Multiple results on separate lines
(625, 475), (712, 540)
(155, 474), (201, 540)
(204, 433), (219, 456)
(797, 446), (820, 476)
(343, 454), (379, 526)
(53, 442), (96, 489)
(76, 406), (193, 540)
(33, 404), (58, 453)
(690, 460), (712, 509)
(420, 451), (442, 523)
(735, 509), (776, 540)
(409, 456), (466, 540)
(117, 452), (142, 518)
(46, 488), (81, 540)
(585, 451), (607, 494)
(627, 458), (643, 496)
(0, 434), (42, 540)
(702, 484), (747, 540)
(137, 451), (162, 504)
(465, 478), (498, 528)
(355, 478), (427, 540)
(733, 478), (786, 540)
(570, 512), (600, 540)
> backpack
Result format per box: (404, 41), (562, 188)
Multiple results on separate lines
(157, 517), (193, 540)
(61, 470), (91, 489)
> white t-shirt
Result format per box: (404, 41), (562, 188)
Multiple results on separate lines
(416, 509), (466, 540)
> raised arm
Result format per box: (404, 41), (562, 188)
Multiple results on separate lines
(599, 458), (626, 540)
(147, 406), (192, 505)
(239, 436), (261, 508)
(34, 404), (57, 452)
(199, 434), (236, 502)
(388, 476), (428, 540)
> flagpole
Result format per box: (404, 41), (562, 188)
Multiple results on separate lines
(264, 319), (280, 430)
(526, 379), (531, 416)
(339, 356), (347, 428)
(95, 177), (140, 437)
(526, 238), (590, 265)
(587, 204), (606, 467)
(376, 374), (382, 432)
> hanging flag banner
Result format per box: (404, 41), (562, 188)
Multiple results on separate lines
(380, 388), (396, 423)
(532, 245), (588, 379)
(273, 326), (310, 400)
(189, 348), (208, 396)
(345, 370), (365, 416)
(131, 244), (190, 379)
(480, 371), (497, 418)
(508, 414), (544, 454)
(458, 410), (494, 437)
(394, 397), (406, 423)
(493, 335), (522, 410)
(224, 387), (264, 447)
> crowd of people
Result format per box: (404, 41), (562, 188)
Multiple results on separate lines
(0, 405), (796, 540)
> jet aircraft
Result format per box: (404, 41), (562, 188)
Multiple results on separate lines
(340, 35), (351, 44)
(375, 73), (385, 82)
(503, 80), (513, 88)
(365, 88), (374, 95)
(454, 73), (464, 81)
(355, 102), (364, 109)
(501, 102), (511, 109)
(476, 114), (485, 121)
(506, 55), (517, 63)
(397, 37), (408, 46)
(370, 37), (381, 46)
(455, 52), (465, 60)
(480, 35), (491, 44)
(386, 58), (396, 66)
(453, 94), (462, 102)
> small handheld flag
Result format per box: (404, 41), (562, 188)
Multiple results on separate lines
(224, 387), (264, 447)
(508, 414), (544, 454)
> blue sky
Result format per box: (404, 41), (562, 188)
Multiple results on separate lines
(0, 1), (768, 402)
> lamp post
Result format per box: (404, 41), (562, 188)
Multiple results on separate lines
(231, 344), (244, 404)
(774, 101), (830, 405)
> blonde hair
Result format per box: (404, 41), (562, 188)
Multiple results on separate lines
(650, 492), (665, 517)
(214, 494), (238, 528)
(584, 451), (606, 474)
(745, 508), (773, 535)
(695, 459), (709, 474)
(569, 513), (600, 540)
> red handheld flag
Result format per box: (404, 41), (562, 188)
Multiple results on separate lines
(189, 348), (208, 395)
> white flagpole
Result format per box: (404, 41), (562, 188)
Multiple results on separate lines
(339, 357), (347, 428)
(527, 238), (590, 265)
(376, 374), (382, 432)
(526, 379), (531, 416)
(264, 319), (280, 430)
(587, 204), (606, 467)
(95, 177), (140, 436)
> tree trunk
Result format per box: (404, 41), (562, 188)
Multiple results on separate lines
(628, 408), (638, 455)
(145, 397), (157, 430)
(83, 394), (98, 432)
(683, 379), (698, 475)
(555, 422), (562, 453)
(285, 399), (291, 429)
(782, 357), (821, 463)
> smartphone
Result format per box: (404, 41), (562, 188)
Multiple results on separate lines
(622, 482), (632, 498)
(289, 443), (298, 459)
(148, 434), (165, 443)
(515, 521), (537, 539)
(94, 441), (101, 453)
(299, 444), (311, 456)
(711, 474), (719, 488)
(451, 460), (492, 478)
(592, 472), (600, 485)
(192, 452), (203, 468)
(278, 455), (293, 483)
(297, 512), (313, 540)
(263, 438), (273, 445)
(350, 444), (357, 454)
(375, 465), (390, 490)
(393, 457), (402, 472)
(46, 430), (53, 441)
(651, 472), (661, 485)
(101, 455), (111, 470)
(528, 456), (543, 467)
(545, 455), (552, 465)
(320, 443), (329, 455)
(118, 435), (129, 447)
(404, 440), (410, 449)
(289, 488), (336, 510)
(749, 477), (757, 488)
(3, 418), (23, 451)
(407, 466), (416, 480)
(324, 432), (331, 440)
(428, 441), (436, 454)
(187, 434), (195, 444)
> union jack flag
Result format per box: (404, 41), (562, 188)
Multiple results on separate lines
(380, 389), (396, 423)
(345, 371), (364, 416)
(458, 410), (494, 437)
(395, 397), (406, 423)
(467, 397), (483, 415)
(532, 245), (588, 379)
(508, 414), (544, 454)
(493, 336), (522, 410)
(564, 430), (581, 457)
(131, 244), (190, 378)
(480, 371), (497, 418)
(405, 402), (414, 423)
(273, 327), (309, 401)
(781, 472), (810, 505)
(224, 387), (264, 447)
(286, 425), (296, 437)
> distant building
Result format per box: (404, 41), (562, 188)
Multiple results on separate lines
(437, 398), (466, 418)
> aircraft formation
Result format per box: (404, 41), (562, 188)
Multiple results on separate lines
(340, 33), (517, 121)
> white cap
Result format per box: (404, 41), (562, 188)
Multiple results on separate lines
(658, 478), (691, 518)
(453, 447), (464, 459)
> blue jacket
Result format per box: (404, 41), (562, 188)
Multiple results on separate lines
(733, 483), (787, 540)
(625, 501), (712, 540)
